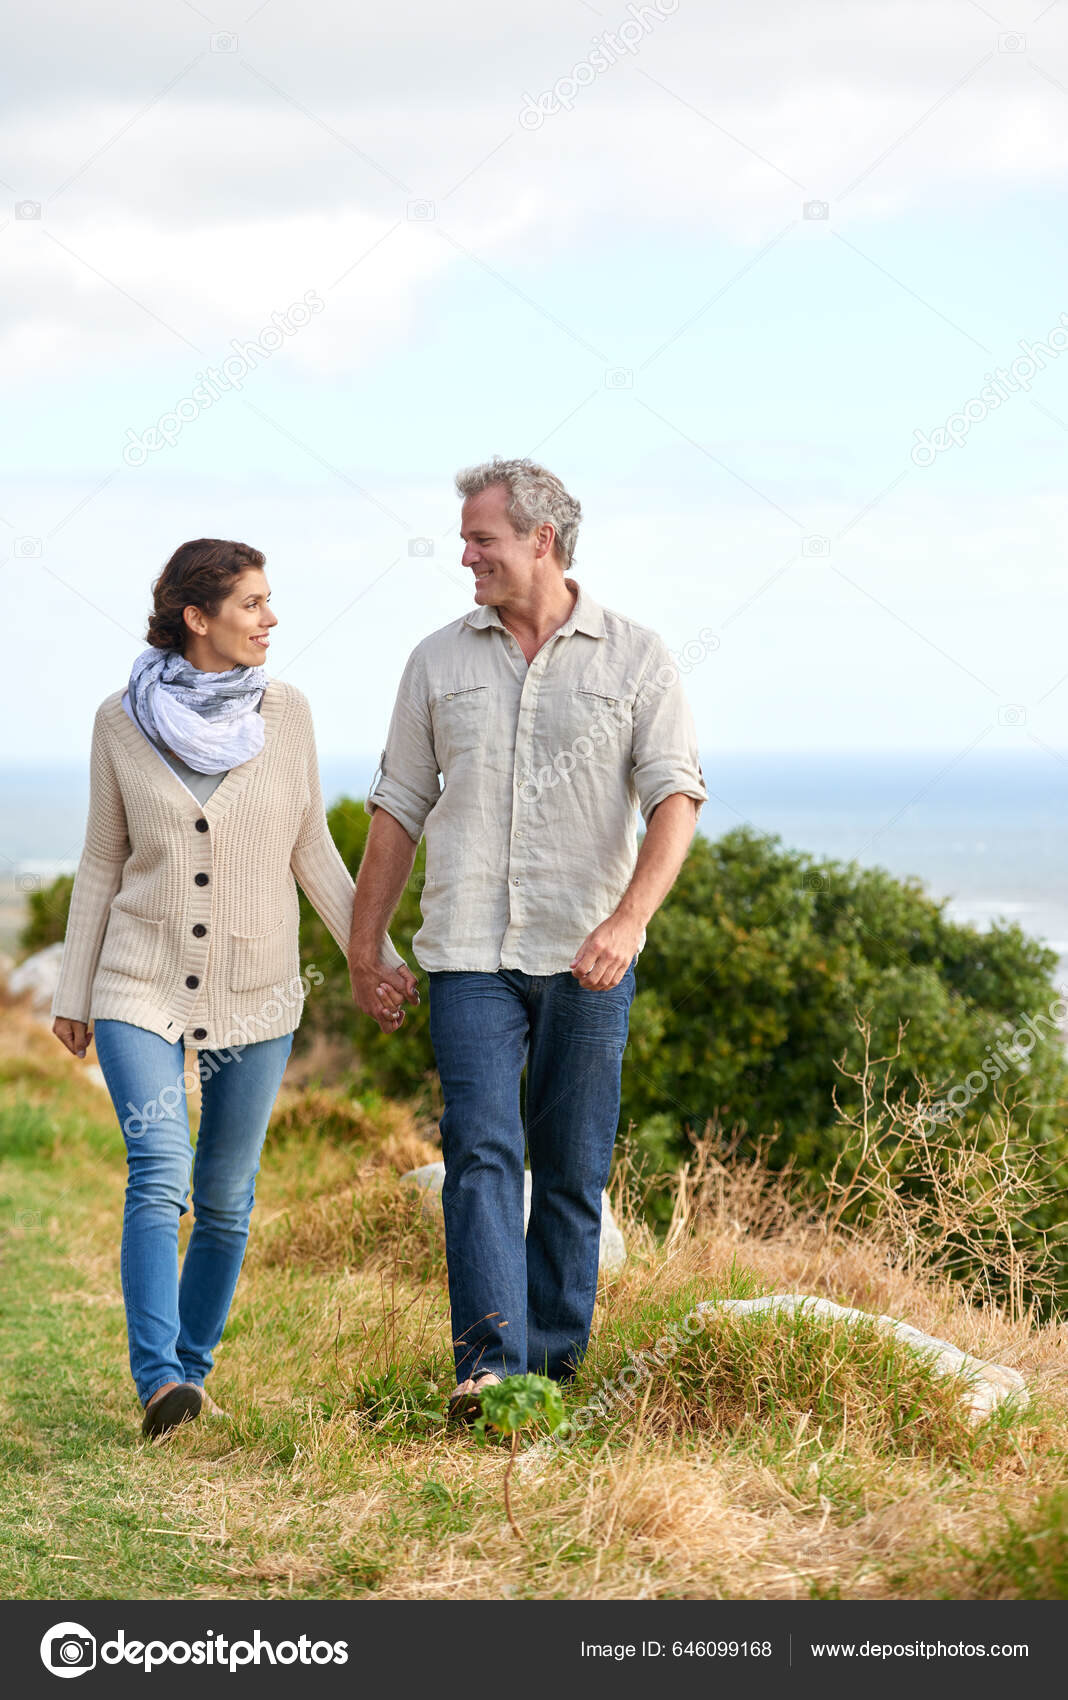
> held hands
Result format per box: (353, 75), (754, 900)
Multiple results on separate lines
(570, 912), (643, 990)
(349, 954), (421, 1034)
(53, 1018), (92, 1058)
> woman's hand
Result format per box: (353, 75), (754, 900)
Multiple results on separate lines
(53, 1017), (92, 1058)
(348, 955), (420, 1034)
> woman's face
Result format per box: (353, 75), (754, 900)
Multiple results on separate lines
(184, 568), (278, 672)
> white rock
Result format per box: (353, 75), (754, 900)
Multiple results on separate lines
(401, 1159), (626, 1273)
(698, 1293), (1027, 1421)
(7, 942), (65, 1014)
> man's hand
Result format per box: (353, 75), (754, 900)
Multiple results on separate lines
(569, 914), (643, 990)
(53, 1018), (92, 1058)
(349, 956), (420, 1033)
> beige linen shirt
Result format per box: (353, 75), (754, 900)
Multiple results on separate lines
(367, 578), (708, 974)
(52, 678), (403, 1049)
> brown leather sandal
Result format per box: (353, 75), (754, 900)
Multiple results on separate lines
(446, 1372), (501, 1426)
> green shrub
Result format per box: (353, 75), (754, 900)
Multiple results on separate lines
(17, 874), (73, 958)
(29, 815), (1068, 1253)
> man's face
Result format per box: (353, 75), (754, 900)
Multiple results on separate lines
(460, 484), (547, 606)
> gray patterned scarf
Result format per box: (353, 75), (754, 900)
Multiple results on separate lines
(128, 647), (267, 774)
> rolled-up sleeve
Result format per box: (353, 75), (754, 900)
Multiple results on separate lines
(365, 644), (441, 844)
(630, 635), (708, 826)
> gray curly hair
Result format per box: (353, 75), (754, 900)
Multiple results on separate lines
(454, 456), (582, 567)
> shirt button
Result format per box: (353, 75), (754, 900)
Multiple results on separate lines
(186, 975), (199, 989)
(512, 877), (520, 885)
(195, 818), (209, 833)
(192, 924), (207, 938)
(195, 872), (209, 886)
(445, 692), (454, 700)
(192, 1027), (207, 1041)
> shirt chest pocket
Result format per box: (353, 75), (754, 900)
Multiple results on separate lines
(564, 688), (633, 756)
(430, 684), (490, 768)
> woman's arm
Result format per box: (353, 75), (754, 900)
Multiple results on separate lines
(51, 708), (131, 1052)
(289, 694), (417, 1029)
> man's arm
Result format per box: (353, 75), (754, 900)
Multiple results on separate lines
(569, 793), (698, 989)
(571, 632), (708, 990)
(349, 644), (440, 1026)
(348, 807), (421, 1024)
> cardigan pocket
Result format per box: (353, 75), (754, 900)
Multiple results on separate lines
(98, 901), (166, 983)
(228, 918), (289, 993)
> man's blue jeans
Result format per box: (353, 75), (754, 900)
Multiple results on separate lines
(427, 962), (636, 1384)
(93, 1019), (293, 1406)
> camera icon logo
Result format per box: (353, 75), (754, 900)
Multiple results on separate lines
(997, 703), (1027, 727)
(408, 537), (434, 557)
(15, 200), (42, 220)
(803, 200), (829, 220)
(15, 536), (43, 557)
(40, 1622), (96, 1678)
(998, 32), (1025, 53)
(210, 31), (238, 52)
(604, 367), (633, 389)
(406, 199), (435, 221)
(802, 535), (829, 557)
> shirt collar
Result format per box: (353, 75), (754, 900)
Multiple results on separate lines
(463, 576), (606, 639)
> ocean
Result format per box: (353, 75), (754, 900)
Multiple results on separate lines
(2, 751), (1065, 986)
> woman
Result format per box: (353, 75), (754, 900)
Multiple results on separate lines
(51, 538), (418, 1438)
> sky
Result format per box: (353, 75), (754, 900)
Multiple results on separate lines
(3, 0), (1068, 770)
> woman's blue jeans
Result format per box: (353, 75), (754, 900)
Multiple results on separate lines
(93, 1019), (293, 1406)
(428, 962), (636, 1385)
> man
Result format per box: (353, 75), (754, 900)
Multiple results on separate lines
(348, 457), (707, 1419)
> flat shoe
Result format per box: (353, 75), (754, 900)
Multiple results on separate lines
(141, 1382), (202, 1438)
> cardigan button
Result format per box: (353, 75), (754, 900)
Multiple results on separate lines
(186, 975), (199, 989)
(195, 818), (209, 832)
(194, 872), (209, 886)
(192, 1027), (207, 1041)
(192, 924), (207, 938)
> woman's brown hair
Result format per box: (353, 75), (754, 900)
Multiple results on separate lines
(146, 539), (266, 654)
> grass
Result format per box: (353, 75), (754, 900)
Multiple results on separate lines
(1, 997), (1066, 1600)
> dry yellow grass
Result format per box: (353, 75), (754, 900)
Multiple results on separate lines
(2, 998), (1066, 1600)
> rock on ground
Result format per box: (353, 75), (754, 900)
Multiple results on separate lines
(401, 1160), (626, 1274)
(697, 1293), (1027, 1421)
(7, 942), (64, 1013)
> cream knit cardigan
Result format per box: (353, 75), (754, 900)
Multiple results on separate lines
(51, 679), (404, 1050)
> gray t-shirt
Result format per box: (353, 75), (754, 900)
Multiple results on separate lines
(122, 688), (264, 806)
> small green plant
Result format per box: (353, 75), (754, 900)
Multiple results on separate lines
(474, 1373), (566, 1541)
(347, 1366), (444, 1436)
